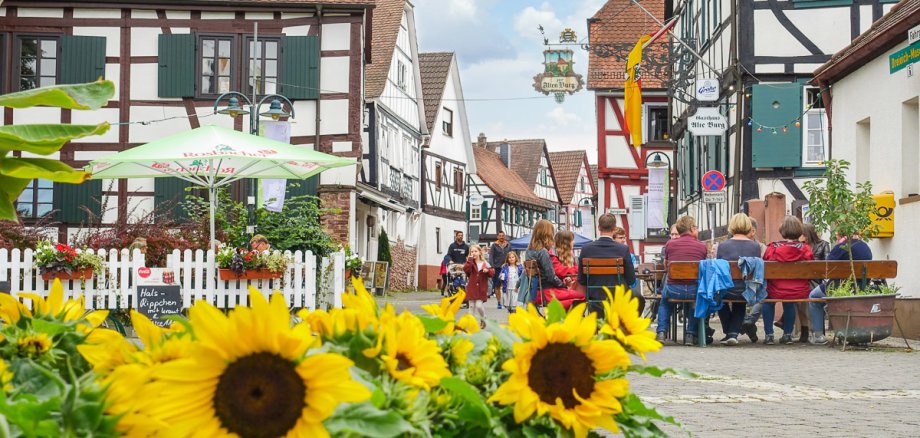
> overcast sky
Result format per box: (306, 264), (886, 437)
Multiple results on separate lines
(414, 0), (604, 164)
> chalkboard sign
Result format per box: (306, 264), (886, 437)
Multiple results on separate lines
(137, 285), (182, 327)
(0, 281), (9, 294)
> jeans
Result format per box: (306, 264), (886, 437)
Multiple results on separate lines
(718, 291), (746, 336)
(808, 285), (827, 334)
(657, 283), (699, 335)
(762, 302), (796, 335)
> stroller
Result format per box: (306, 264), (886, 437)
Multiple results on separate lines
(446, 263), (469, 308)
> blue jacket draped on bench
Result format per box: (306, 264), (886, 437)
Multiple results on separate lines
(695, 259), (732, 318)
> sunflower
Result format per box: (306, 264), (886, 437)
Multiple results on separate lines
(0, 358), (13, 392)
(488, 303), (631, 438)
(375, 311), (451, 390)
(300, 277), (381, 338)
(599, 286), (661, 361)
(7, 279), (109, 328)
(17, 333), (52, 356)
(421, 290), (467, 334)
(143, 287), (369, 438)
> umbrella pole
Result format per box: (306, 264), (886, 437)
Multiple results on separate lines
(209, 186), (217, 255)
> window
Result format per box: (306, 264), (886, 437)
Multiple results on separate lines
(802, 87), (828, 166)
(442, 108), (453, 136)
(647, 106), (669, 141)
(579, 176), (586, 192)
(16, 179), (53, 218)
(18, 36), (58, 90)
(436, 227), (442, 254)
(397, 60), (407, 89)
(471, 205), (481, 220)
(435, 161), (443, 191)
(246, 38), (279, 95)
(389, 168), (401, 192)
(200, 36), (234, 95)
(453, 167), (464, 195)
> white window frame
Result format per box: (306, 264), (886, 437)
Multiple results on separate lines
(802, 88), (829, 167)
(397, 60), (407, 90)
(442, 107), (453, 136)
(471, 205), (482, 221)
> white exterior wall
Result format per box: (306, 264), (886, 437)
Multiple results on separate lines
(565, 162), (596, 238)
(417, 214), (466, 268)
(826, 41), (920, 295)
(536, 154), (558, 204)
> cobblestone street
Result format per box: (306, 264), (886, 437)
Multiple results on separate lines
(380, 291), (920, 437)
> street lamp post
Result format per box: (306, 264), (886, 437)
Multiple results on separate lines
(645, 151), (673, 238)
(213, 92), (295, 236)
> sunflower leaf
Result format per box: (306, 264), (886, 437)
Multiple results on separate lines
(615, 393), (683, 438)
(439, 377), (491, 427)
(628, 364), (697, 379)
(417, 315), (449, 334)
(545, 299), (566, 324)
(324, 402), (419, 438)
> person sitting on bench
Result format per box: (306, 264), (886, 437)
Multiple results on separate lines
(526, 220), (584, 310)
(807, 232), (873, 345)
(762, 216), (814, 345)
(656, 215), (708, 345)
(577, 213), (635, 316)
(716, 213), (763, 345)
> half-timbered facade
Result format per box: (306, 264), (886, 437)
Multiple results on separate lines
(587, 0), (672, 262)
(357, 0), (426, 289)
(549, 150), (597, 238)
(416, 51), (474, 289)
(668, 0), (899, 241)
(468, 143), (554, 244)
(1, 0), (371, 244)
(483, 138), (562, 224)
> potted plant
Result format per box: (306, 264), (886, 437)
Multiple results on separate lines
(343, 245), (363, 279)
(825, 280), (899, 344)
(33, 240), (104, 281)
(216, 245), (289, 280)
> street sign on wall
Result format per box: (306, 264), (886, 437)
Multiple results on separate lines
(701, 170), (726, 192)
(702, 190), (726, 204)
(890, 41), (920, 74)
(607, 208), (627, 215)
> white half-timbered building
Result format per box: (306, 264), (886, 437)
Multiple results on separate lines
(668, 0), (899, 241)
(357, 0), (426, 290)
(416, 51), (474, 289)
(1, 0), (371, 245)
(549, 150), (597, 238)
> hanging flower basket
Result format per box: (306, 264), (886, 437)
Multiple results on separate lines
(42, 269), (94, 281)
(218, 269), (282, 281)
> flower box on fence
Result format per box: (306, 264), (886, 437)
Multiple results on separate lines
(218, 268), (282, 281)
(41, 269), (94, 281)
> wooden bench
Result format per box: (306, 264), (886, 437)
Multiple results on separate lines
(581, 258), (626, 313)
(663, 260), (899, 346)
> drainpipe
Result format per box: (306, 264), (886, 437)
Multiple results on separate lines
(314, 6), (323, 153)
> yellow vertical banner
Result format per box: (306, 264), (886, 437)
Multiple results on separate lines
(625, 35), (651, 148)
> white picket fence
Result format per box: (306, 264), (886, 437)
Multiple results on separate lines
(0, 248), (345, 311)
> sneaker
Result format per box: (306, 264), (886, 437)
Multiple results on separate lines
(683, 333), (697, 346)
(507, 307), (517, 314)
(742, 322), (759, 343)
(799, 329), (810, 343)
(479, 319), (487, 329)
(725, 336), (739, 346)
(779, 334), (794, 345)
(497, 303), (503, 309)
(656, 331), (667, 342)
(764, 334), (775, 345)
(719, 335), (731, 345)
(811, 334), (828, 345)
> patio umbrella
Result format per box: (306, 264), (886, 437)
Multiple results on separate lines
(86, 125), (354, 254)
(510, 232), (594, 250)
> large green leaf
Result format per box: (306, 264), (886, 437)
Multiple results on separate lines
(0, 124), (110, 154)
(418, 315), (449, 334)
(0, 157), (90, 183)
(0, 80), (115, 110)
(545, 299), (566, 324)
(0, 175), (32, 221)
(324, 402), (419, 438)
(439, 377), (491, 428)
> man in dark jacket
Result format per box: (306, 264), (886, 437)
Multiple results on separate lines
(489, 231), (512, 304)
(577, 213), (636, 316)
(808, 233), (873, 345)
(447, 231), (469, 264)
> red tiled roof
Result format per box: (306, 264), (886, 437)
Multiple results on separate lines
(485, 139), (546, 191)
(472, 147), (554, 209)
(587, 0), (668, 90)
(813, 0), (920, 84)
(589, 164), (598, 188)
(365, 0), (405, 99)
(549, 150), (592, 204)
(418, 52), (453, 133)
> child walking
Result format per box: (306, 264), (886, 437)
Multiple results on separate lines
(463, 245), (494, 328)
(499, 251), (523, 313)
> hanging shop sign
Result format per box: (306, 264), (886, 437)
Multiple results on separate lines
(695, 78), (719, 101)
(688, 107), (728, 136)
(533, 48), (585, 102)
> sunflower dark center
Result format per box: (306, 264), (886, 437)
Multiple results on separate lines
(396, 352), (413, 371)
(213, 352), (306, 438)
(527, 343), (596, 409)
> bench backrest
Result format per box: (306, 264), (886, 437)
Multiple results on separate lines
(581, 257), (624, 276)
(668, 260), (898, 281)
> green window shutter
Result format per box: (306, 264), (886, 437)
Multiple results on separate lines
(751, 84), (803, 168)
(59, 36), (106, 84)
(158, 34), (196, 97)
(481, 201), (489, 221)
(154, 177), (194, 220)
(575, 210), (582, 227)
(466, 200), (470, 221)
(54, 180), (102, 223)
(287, 177), (318, 198)
(281, 36), (319, 99)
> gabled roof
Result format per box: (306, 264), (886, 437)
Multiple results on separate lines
(587, 0), (667, 90)
(549, 150), (593, 204)
(365, 0), (406, 99)
(813, 0), (920, 84)
(485, 139), (547, 191)
(472, 147), (555, 209)
(590, 164), (598, 187)
(418, 52), (454, 133)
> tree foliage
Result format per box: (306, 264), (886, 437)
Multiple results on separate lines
(378, 228), (392, 264)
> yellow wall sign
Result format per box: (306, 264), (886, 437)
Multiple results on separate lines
(890, 41), (920, 74)
(871, 193), (894, 238)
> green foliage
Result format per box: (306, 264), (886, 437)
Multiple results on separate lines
(378, 228), (392, 264)
(0, 80), (114, 221)
(827, 279), (900, 297)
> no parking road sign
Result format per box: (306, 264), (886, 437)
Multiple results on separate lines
(701, 170), (725, 191)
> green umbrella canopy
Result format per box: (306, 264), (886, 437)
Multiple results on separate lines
(86, 125), (354, 184)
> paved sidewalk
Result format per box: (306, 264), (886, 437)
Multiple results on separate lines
(379, 291), (919, 437)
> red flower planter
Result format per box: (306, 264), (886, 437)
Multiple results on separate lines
(218, 269), (282, 281)
(42, 269), (94, 281)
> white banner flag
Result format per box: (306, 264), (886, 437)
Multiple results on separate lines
(260, 122), (292, 212)
(646, 166), (668, 229)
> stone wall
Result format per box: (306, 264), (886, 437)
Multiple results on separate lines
(388, 238), (417, 291)
(319, 188), (351, 245)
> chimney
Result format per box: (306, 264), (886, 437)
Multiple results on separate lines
(499, 143), (511, 168)
(477, 132), (487, 148)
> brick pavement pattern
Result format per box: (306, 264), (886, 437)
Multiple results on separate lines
(379, 291), (920, 437)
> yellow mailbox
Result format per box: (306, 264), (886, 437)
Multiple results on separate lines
(871, 192), (894, 238)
